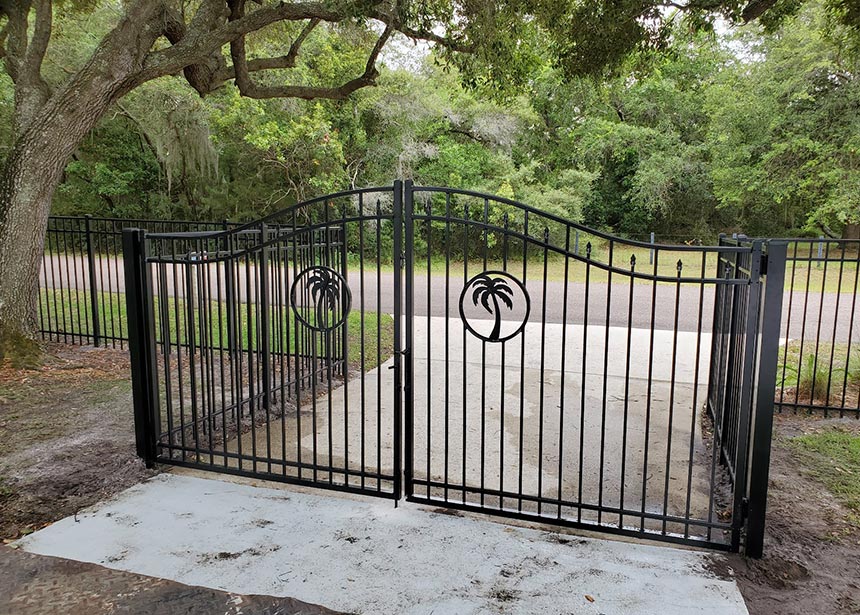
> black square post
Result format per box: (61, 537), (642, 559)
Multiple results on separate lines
(123, 228), (159, 468)
(745, 240), (787, 558)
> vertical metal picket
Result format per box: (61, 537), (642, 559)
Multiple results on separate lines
(260, 222), (272, 411)
(84, 215), (101, 347)
(123, 228), (159, 468)
(402, 179), (414, 499)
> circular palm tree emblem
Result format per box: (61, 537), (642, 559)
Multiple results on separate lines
(290, 266), (351, 332)
(459, 271), (530, 343)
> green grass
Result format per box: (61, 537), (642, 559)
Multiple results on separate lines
(39, 289), (395, 371)
(778, 340), (859, 403)
(790, 428), (860, 521)
(370, 250), (857, 291)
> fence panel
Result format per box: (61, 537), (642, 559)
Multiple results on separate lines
(775, 239), (860, 416)
(125, 187), (400, 498)
(41, 216), (232, 348)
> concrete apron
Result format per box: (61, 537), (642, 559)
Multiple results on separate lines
(16, 473), (748, 615)
(229, 316), (719, 543)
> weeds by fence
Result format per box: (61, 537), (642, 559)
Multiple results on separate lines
(774, 239), (860, 416)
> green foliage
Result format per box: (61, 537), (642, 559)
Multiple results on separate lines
(782, 353), (840, 401)
(707, 3), (860, 235)
(20, 0), (856, 242)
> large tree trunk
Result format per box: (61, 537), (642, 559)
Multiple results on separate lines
(0, 139), (69, 364)
(0, 1), (165, 365)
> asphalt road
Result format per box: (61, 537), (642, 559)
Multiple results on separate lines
(40, 255), (859, 339)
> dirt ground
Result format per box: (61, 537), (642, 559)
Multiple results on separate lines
(729, 413), (860, 615)
(0, 545), (341, 615)
(0, 343), (153, 540)
(2, 343), (860, 614)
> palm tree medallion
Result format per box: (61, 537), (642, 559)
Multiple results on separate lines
(290, 265), (351, 332)
(459, 270), (530, 342)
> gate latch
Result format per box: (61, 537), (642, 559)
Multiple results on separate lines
(387, 349), (409, 369)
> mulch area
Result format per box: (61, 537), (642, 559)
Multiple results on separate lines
(0, 545), (341, 615)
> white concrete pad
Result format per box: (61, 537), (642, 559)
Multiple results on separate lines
(18, 473), (748, 615)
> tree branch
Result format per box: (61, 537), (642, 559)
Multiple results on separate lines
(3, 0), (52, 134)
(370, 9), (473, 53)
(141, 1), (347, 81)
(3, 1), (31, 83)
(229, 0), (392, 102)
(23, 0), (51, 78)
(742, 0), (779, 22)
(212, 17), (320, 83)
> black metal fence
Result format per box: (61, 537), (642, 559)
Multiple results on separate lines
(708, 237), (786, 556)
(41, 219), (860, 422)
(119, 183), (784, 556)
(40, 216), (235, 347)
(400, 184), (782, 555)
(771, 238), (860, 416)
(37, 200), (856, 557)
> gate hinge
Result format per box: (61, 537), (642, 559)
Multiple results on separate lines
(759, 253), (768, 276)
(741, 496), (750, 519)
(399, 251), (407, 269)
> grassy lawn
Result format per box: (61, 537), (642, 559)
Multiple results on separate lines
(789, 428), (860, 524)
(369, 250), (858, 291)
(39, 289), (395, 371)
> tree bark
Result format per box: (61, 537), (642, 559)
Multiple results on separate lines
(0, 0), (434, 365)
(0, 1), (165, 364)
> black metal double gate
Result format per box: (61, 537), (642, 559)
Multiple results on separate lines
(125, 182), (784, 556)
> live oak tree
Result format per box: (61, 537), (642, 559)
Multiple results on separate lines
(0, 0), (857, 364)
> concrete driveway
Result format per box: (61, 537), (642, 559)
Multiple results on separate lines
(16, 473), (749, 615)
(230, 317), (721, 543)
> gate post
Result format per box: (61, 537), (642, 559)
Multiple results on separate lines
(123, 228), (159, 468)
(730, 240), (764, 550)
(745, 240), (787, 558)
(394, 180), (406, 500)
